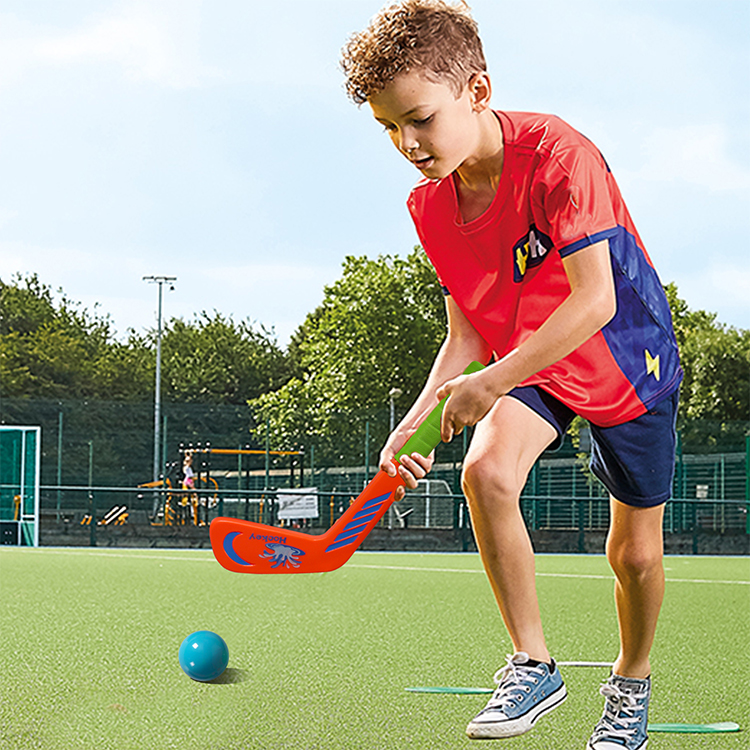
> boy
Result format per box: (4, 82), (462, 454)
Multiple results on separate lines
(341, 1), (682, 748)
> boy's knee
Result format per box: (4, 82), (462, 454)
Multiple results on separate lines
(606, 501), (665, 581)
(606, 534), (663, 580)
(461, 455), (523, 506)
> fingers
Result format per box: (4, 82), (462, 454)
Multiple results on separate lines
(440, 402), (453, 442)
(380, 449), (429, 489)
(379, 444), (399, 477)
(440, 397), (466, 443)
(380, 456), (398, 477)
(396, 452), (431, 490)
(436, 382), (452, 442)
(436, 378), (464, 443)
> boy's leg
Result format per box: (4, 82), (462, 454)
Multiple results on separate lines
(462, 395), (557, 661)
(586, 499), (663, 749)
(587, 389), (677, 750)
(606, 497), (665, 679)
(462, 395), (567, 739)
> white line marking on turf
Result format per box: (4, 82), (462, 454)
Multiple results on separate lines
(7, 549), (748, 585)
(347, 563), (750, 585)
(350, 563), (481, 574)
(14, 548), (214, 563)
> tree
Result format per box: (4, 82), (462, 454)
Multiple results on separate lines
(249, 248), (447, 461)
(159, 312), (289, 405)
(0, 273), (119, 398)
(665, 283), (750, 422)
(0, 273), (57, 335)
(0, 274), (290, 405)
(0, 275), (294, 486)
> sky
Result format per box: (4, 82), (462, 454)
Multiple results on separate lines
(1, 0), (748, 346)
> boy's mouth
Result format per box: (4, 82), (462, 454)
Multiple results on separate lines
(412, 155), (434, 170)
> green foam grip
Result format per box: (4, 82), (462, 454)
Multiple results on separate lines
(394, 361), (485, 463)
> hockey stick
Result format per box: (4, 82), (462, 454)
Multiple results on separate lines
(210, 361), (484, 574)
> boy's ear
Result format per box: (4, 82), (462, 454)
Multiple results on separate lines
(468, 72), (492, 112)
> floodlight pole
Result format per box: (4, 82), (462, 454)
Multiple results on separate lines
(389, 388), (403, 433)
(143, 275), (176, 485)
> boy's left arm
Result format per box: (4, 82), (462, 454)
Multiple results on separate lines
(437, 239), (616, 440)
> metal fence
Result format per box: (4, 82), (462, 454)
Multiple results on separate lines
(1, 396), (747, 493)
(1, 396), (748, 547)
(34, 481), (748, 538)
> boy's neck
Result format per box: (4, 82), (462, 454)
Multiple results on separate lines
(455, 110), (504, 223)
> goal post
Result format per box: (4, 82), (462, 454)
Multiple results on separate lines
(0, 426), (41, 547)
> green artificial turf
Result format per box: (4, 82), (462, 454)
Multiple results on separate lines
(0, 548), (748, 749)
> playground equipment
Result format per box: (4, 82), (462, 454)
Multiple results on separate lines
(138, 462), (220, 527)
(136, 443), (306, 528)
(182, 443), (306, 492)
(99, 505), (128, 526)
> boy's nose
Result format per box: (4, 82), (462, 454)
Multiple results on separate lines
(400, 132), (419, 156)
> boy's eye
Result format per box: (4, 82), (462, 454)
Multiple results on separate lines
(413, 115), (433, 127)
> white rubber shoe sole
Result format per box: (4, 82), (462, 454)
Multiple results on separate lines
(466, 684), (567, 739)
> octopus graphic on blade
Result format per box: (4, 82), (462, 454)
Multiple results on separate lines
(261, 542), (306, 569)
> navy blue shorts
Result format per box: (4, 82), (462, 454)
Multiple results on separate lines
(508, 385), (679, 508)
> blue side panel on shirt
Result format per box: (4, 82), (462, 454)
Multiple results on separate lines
(601, 227), (682, 409)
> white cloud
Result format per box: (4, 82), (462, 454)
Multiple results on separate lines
(203, 262), (338, 289)
(0, 208), (19, 229)
(674, 261), (750, 328)
(709, 264), (750, 310)
(634, 124), (750, 192)
(0, 1), (223, 89)
(0, 240), (142, 279)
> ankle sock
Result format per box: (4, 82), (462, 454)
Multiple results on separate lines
(523, 657), (556, 673)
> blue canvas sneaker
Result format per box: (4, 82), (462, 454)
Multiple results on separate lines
(587, 673), (651, 750)
(465, 652), (567, 739)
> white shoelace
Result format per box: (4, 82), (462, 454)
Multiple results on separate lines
(591, 682), (646, 742)
(483, 652), (545, 711)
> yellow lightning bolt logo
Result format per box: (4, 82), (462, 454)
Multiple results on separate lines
(515, 243), (529, 277)
(645, 349), (660, 381)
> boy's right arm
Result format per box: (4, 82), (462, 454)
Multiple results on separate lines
(379, 296), (492, 498)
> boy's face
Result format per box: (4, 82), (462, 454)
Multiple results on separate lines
(368, 69), (485, 180)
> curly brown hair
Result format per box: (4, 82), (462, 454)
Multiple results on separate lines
(340, 0), (486, 105)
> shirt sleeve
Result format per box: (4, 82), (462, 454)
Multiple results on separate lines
(531, 138), (618, 257)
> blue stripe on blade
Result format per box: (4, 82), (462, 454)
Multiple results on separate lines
(362, 491), (392, 510)
(324, 490), (392, 554)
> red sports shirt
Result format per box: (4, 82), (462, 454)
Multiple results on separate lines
(408, 111), (682, 427)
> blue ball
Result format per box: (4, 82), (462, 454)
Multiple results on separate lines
(178, 630), (229, 682)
